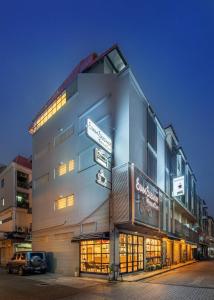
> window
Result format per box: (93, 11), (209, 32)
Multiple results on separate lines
(119, 234), (144, 273)
(30, 91), (67, 134)
(1, 197), (5, 207)
(146, 238), (162, 267)
(147, 110), (157, 183)
(68, 160), (75, 172)
(1, 179), (4, 188)
(147, 110), (157, 151)
(17, 171), (29, 189)
(55, 194), (74, 210)
(147, 146), (157, 183)
(58, 163), (67, 176)
(80, 240), (109, 274)
(16, 192), (29, 209)
(55, 160), (75, 177)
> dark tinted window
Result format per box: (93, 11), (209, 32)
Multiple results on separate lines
(1, 179), (4, 188)
(147, 110), (157, 151)
(29, 252), (44, 259)
(147, 147), (157, 183)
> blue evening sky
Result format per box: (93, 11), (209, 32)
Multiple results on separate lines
(0, 0), (213, 214)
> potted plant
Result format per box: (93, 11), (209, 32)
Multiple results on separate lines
(108, 263), (114, 281)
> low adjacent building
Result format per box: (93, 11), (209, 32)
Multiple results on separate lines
(0, 156), (32, 266)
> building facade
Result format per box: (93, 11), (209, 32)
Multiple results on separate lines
(30, 45), (209, 276)
(0, 156), (32, 266)
(207, 216), (214, 258)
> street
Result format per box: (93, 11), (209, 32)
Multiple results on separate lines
(0, 261), (214, 300)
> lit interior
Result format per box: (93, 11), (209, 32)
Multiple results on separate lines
(30, 91), (67, 134)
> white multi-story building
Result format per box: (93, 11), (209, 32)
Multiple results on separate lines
(30, 45), (202, 276)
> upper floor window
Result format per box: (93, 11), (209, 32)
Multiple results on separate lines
(57, 163), (67, 176)
(147, 110), (157, 152)
(147, 110), (157, 183)
(1, 179), (4, 188)
(16, 192), (29, 209)
(17, 171), (29, 189)
(1, 197), (5, 207)
(29, 91), (67, 134)
(55, 160), (75, 177)
(55, 194), (74, 210)
(68, 160), (75, 172)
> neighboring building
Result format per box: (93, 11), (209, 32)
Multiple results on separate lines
(197, 198), (209, 258)
(207, 216), (214, 258)
(0, 156), (32, 266)
(29, 45), (207, 276)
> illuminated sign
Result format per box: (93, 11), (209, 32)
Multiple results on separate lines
(86, 119), (112, 154)
(96, 169), (108, 187)
(134, 167), (159, 228)
(136, 177), (159, 211)
(173, 176), (185, 197)
(94, 148), (111, 170)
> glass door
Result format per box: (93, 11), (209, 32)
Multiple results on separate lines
(119, 233), (144, 273)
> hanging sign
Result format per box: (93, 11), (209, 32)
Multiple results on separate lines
(86, 119), (112, 154)
(94, 148), (111, 170)
(173, 176), (185, 197)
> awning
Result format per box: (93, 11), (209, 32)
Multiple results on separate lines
(166, 234), (181, 241)
(71, 232), (110, 242)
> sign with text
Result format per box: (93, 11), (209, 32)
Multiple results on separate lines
(173, 176), (185, 197)
(134, 167), (159, 228)
(86, 119), (112, 154)
(94, 148), (111, 170)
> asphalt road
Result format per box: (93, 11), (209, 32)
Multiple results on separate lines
(0, 261), (214, 300)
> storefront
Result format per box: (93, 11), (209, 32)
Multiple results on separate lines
(145, 238), (162, 269)
(119, 233), (144, 273)
(80, 239), (110, 274)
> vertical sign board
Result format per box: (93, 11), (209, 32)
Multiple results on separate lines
(173, 176), (185, 197)
(134, 167), (160, 228)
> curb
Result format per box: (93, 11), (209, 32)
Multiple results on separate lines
(123, 261), (198, 282)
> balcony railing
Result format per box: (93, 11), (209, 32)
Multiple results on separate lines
(174, 219), (199, 243)
(17, 181), (30, 189)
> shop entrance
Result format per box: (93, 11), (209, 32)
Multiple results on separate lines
(119, 233), (144, 273)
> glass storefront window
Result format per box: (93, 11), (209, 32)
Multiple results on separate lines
(119, 233), (144, 273)
(146, 238), (162, 266)
(80, 240), (109, 274)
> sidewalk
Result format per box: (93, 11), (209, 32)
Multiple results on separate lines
(121, 260), (197, 282)
(23, 260), (197, 286)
